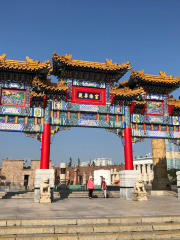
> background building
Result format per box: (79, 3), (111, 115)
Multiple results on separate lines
(0, 159), (53, 189)
(0, 158), (125, 188)
(133, 154), (153, 184)
(94, 170), (111, 185)
(80, 158), (112, 167)
(165, 139), (180, 169)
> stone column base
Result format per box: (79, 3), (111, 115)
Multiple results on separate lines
(119, 170), (140, 200)
(152, 178), (171, 190)
(34, 169), (54, 203)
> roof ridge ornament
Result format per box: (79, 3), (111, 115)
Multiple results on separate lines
(57, 79), (66, 87)
(0, 54), (6, 61)
(26, 56), (40, 65)
(63, 54), (72, 64)
(159, 71), (166, 78)
(105, 59), (118, 68)
(138, 69), (144, 77)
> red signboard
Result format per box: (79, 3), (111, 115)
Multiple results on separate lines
(71, 86), (106, 105)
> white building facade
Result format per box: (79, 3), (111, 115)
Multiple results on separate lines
(133, 154), (154, 184)
(94, 170), (111, 185)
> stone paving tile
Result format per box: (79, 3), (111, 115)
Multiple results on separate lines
(1, 196), (180, 219)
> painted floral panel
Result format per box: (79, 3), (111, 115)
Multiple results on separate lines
(147, 101), (163, 116)
(2, 89), (25, 107)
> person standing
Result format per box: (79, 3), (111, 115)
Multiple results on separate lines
(101, 177), (107, 198)
(87, 176), (95, 199)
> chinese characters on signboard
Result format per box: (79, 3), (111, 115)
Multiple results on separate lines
(72, 86), (106, 105)
(77, 92), (101, 100)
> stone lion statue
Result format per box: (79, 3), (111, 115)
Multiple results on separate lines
(134, 177), (146, 192)
(132, 177), (147, 201)
(40, 177), (51, 203)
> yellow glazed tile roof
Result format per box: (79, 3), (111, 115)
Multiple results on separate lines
(110, 86), (145, 97)
(130, 69), (180, 84)
(132, 100), (146, 105)
(52, 52), (132, 71)
(119, 80), (129, 87)
(32, 77), (68, 91)
(168, 97), (180, 108)
(30, 91), (45, 97)
(0, 54), (52, 71)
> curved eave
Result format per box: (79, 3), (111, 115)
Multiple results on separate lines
(111, 87), (145, 99)
(52, 53), (132, 82)
(128, 70), (180, 92)
(0, 66), (51, 72)
(33, 85), (67, 93)
(30, 91), (45, 98)
(132, 101), (146, 106)
(131, 77), (180, 86)
(52, 63), (129, 82)
(32, 77), (68, 93)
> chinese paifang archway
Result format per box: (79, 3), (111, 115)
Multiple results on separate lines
(1, 53), (180, 177)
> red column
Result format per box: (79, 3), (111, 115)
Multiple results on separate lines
(40, 123), (50, 169)
(124, 128), (133, 170)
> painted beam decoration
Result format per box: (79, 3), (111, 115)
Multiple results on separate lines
(1, 81), (26, 89)
(131, 129), (180, 139)
(51, 117), (125, 128)
(72, 79), (106, 88)
(0, 123), (44, 132)
(51, 102), (124, 114)
(131, 114), (180, 125)
(0, 106), (44, 117)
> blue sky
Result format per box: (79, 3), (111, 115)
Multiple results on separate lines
(0, 1), (180, 166)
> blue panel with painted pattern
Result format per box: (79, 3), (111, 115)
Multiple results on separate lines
(60, 112), (67, 118)
(8, 117), (15, 123)
(18, 118), (24, 123)
(28, 118), (34, 124)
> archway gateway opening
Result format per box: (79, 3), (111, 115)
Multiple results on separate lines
(0, 53), (180, 200)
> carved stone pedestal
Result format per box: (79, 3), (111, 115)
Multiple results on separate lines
(132, 178), (148, 201)
(132, 192), (148, 201)
(34, 169), (54, 203)
(119, 170), (140, 200)
(40, 193), (51, 203)
(39, 177), (51, 203)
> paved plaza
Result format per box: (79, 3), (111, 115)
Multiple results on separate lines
(0, 196), (180, 220)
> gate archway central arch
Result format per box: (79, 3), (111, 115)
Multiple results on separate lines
(0, 53), (180, 199)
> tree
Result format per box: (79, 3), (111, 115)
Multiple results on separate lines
(91, 161), (95, 166)
(68, 157), (72, 167)
(167, 168), (180, 179)
(23, 166), (31, 169)
(77, 158), (81, 167)
(167, 168), (180, 185)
